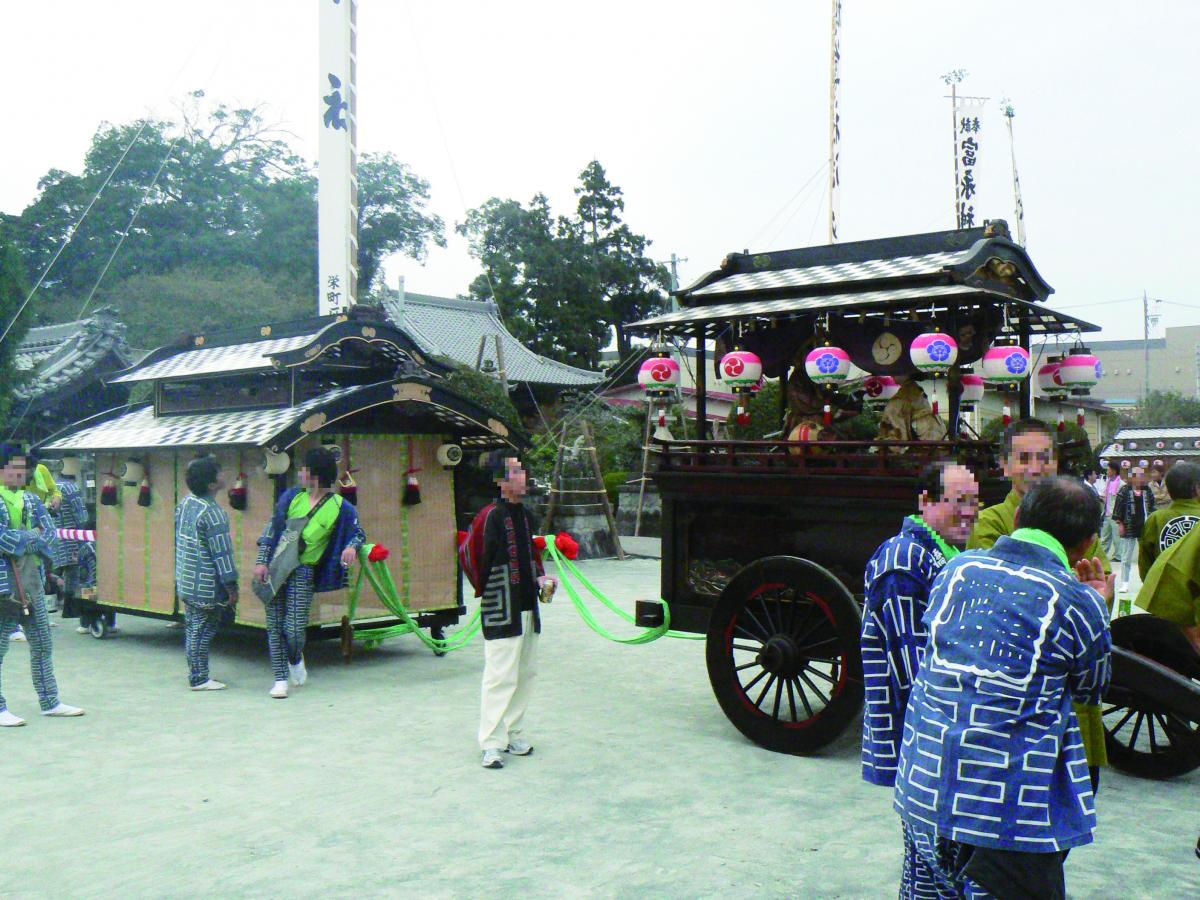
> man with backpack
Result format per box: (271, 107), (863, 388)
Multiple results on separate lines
(461, 453), (556, 769)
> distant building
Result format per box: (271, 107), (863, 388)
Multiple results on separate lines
(1036, 324), (1200, 409)
(1098, 426), (1200, 470)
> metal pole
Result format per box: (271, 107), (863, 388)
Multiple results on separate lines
(1144, 289), (1150, 403)
(695, 325), (708, 440)
(633, 396), (653, 537)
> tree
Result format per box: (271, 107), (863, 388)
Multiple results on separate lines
(574, 161), (669, 357)
(1134, 390), (1200, 427)
(0, 222), (33, 420)
(7, 97), (444, 343)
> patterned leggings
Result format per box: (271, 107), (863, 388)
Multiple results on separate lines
(184, 603), (225, 686)
(264, 565), (314, 682)
(0, 600), (60, 712)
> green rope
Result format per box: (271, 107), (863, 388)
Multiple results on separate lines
(541, 541), (704, 643)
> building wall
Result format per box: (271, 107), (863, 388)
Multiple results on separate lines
(1039, 325), (1200, 405)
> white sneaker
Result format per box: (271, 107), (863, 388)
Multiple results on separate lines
(481, 749), (505, 769)
(10, 630), (26, 642)
(0, 710), (25, 727)
(288, 657), (307, 686)
(190, 680), (227, 691)
(76, 626), (89, 634)
(269, 680), (289, 699)
(42, 703), (84, 717)
(505, 738), (534, 756)
(49, 620), (58, 627)
(1120, 583), (1130, 595)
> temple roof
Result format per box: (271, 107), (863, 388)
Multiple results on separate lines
(382, 291), (603, 387)
(13, 307), (133, 411)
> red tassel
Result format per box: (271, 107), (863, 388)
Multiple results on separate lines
(403, 471), (421, 506)
(533, 535), (547, 552)
(1002, 404), (1012, 427)
(100, 474), (117, 506)
(931, 399), (940, 417)
(555, 532), (580, 560)
(658, 410), (666, 427)
(367, 544), (390, 563)
(228, 473), (247, 511)
(1057, 414), (1066, 433)
(823, 404), (833, 427)
(1077, 408), (1085, 428)
(137, 476), (152, 508)
(736, 405), (750, 426)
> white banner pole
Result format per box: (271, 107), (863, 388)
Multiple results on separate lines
(317, 0), (359, 315)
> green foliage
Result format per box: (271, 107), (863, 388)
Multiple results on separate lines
(457, 161), (668, 369)
(0, 222), (33, 420)
(439, 360), (523, 438)
(8, 98), (443, 343)
(981, 416), (1094, 473)
(1134, 390), (1200, 427)
(980, 416), (1006, 443)
(839, 406), (883, 440)
(726, 380), (782, 439)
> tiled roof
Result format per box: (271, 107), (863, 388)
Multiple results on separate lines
(383, 292), (603, 387)
(12, 308), (132, 409)
(689, 251), (967, 298)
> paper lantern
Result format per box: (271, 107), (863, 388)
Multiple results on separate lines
(1174, 441), (1184, 449)
(910, 331), (958, 375)
(638, 356), (681, 399)
(121, 460), (144, 486)
(804, 345), (852, 385)
(959, 373), (985, 407)
(721, 350), (764, 426)
(1140, 459), (1150, 468)
(981, 344), (1031, 384)
(1156, 441), (1166, 450)
(1059, 350), (1101, 394)
(1128, 441), (1138, 450)
(1154, 459), (1164, 467)
(1037, 360), (1068, 396)
(863, 375), (900, 405)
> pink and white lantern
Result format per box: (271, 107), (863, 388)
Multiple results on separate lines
(863, 375), (900, 406)
(1058, 350), (1102, 394)
(981, 344), (1032, 385)
(959, 373), (985, 408)
(803, 345), (852, 386)
(638, 355), (681, 430)
(909, 331), (958, 375)
(1037, 360), (1068, 396)
(720, 349), (763, 426)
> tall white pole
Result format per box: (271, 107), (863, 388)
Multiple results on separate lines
(318, 0), (359, 315)
(942, 70), (966, 227)
(827, 0), (842, 243)
(1002, 103), (1027, 246)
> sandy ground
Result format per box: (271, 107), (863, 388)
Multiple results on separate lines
(1, 550), (1195, 899)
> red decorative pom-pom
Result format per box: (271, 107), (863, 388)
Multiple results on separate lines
(533, 535), (547, 552)
(555, 532), (580, 560)
(367, 544), (390, 563)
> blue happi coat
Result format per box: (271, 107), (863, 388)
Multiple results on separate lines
(256, 488), (365, 593)
(861, 517), (952, 787)
(174, 495), (239, 607)
(53, 477), (88, 567)
(894, 534), (1111, 853)
(0, 491), (59, 595)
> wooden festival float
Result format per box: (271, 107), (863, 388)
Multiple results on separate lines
(36, 306), (522, 646)
(620, 221), (1200, 777)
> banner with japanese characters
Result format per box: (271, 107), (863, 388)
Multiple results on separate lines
(318, 0), (358, 315)
(828, 0), (842, 242)
(955, 101), (984, 229)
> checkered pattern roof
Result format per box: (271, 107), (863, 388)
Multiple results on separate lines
(41, 385), (363, 452)
(110, 333), (317, 383)
(690, 251), (967, 298)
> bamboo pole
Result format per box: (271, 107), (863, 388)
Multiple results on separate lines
(583, 421), (625, 560)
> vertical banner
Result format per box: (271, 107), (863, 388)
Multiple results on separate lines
(955, 101), (984, 229)
(318, 0), (358, 315)
(1003, 104), (1027, 246)
(827, 0), (842, 242)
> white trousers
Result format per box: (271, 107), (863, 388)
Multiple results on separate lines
(478, 610), (539, 750)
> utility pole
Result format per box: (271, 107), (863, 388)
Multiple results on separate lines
(1144, 289), (1150, 403)
(667, 253), (687, 312)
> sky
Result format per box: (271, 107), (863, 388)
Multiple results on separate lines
(3, 0), (1199, 341)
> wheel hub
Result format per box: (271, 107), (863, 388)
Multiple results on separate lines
(759, 634), (804, 677)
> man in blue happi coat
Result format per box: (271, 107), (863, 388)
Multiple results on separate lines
(893, 477), (1113, 899)
(175, 456), (239, 691)
(862, 460), (980, 787)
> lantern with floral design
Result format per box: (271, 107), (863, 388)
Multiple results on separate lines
(638, 351), (682, 436)
(803, 344), (852, 386)
(863, 374), (900, 407)
(1058, 346), (1102, 395)
(910, 331), (958, 376)
(1037, 357), (1068, 397)
(721, 349), (763, 426)
(981, 343), (1032, 385)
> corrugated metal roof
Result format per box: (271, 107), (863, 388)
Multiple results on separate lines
(383, 292), (602, 387)
(1112, 426), (1200, 439)
(40, 385), (364, 452)
(110, 333), (316, 383)
(690, 251), (968, 298)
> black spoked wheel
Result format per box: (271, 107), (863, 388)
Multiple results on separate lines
(706, 556), (863, 755)
(1104, 615), (1200, 779)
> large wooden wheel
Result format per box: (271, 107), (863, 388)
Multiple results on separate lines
(706, 556), (864, 755)
(1103, 615), (1200, 779)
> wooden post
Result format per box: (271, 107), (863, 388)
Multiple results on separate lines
(695, 325), (708, 440)
(583, 421), (626, 560)
(634, 396), (654, 537)
(475, 335), (488, 371)
(1019, 323), (1033, 418)
(493, 334), (509, 393)
(540, 440), (565, 534)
